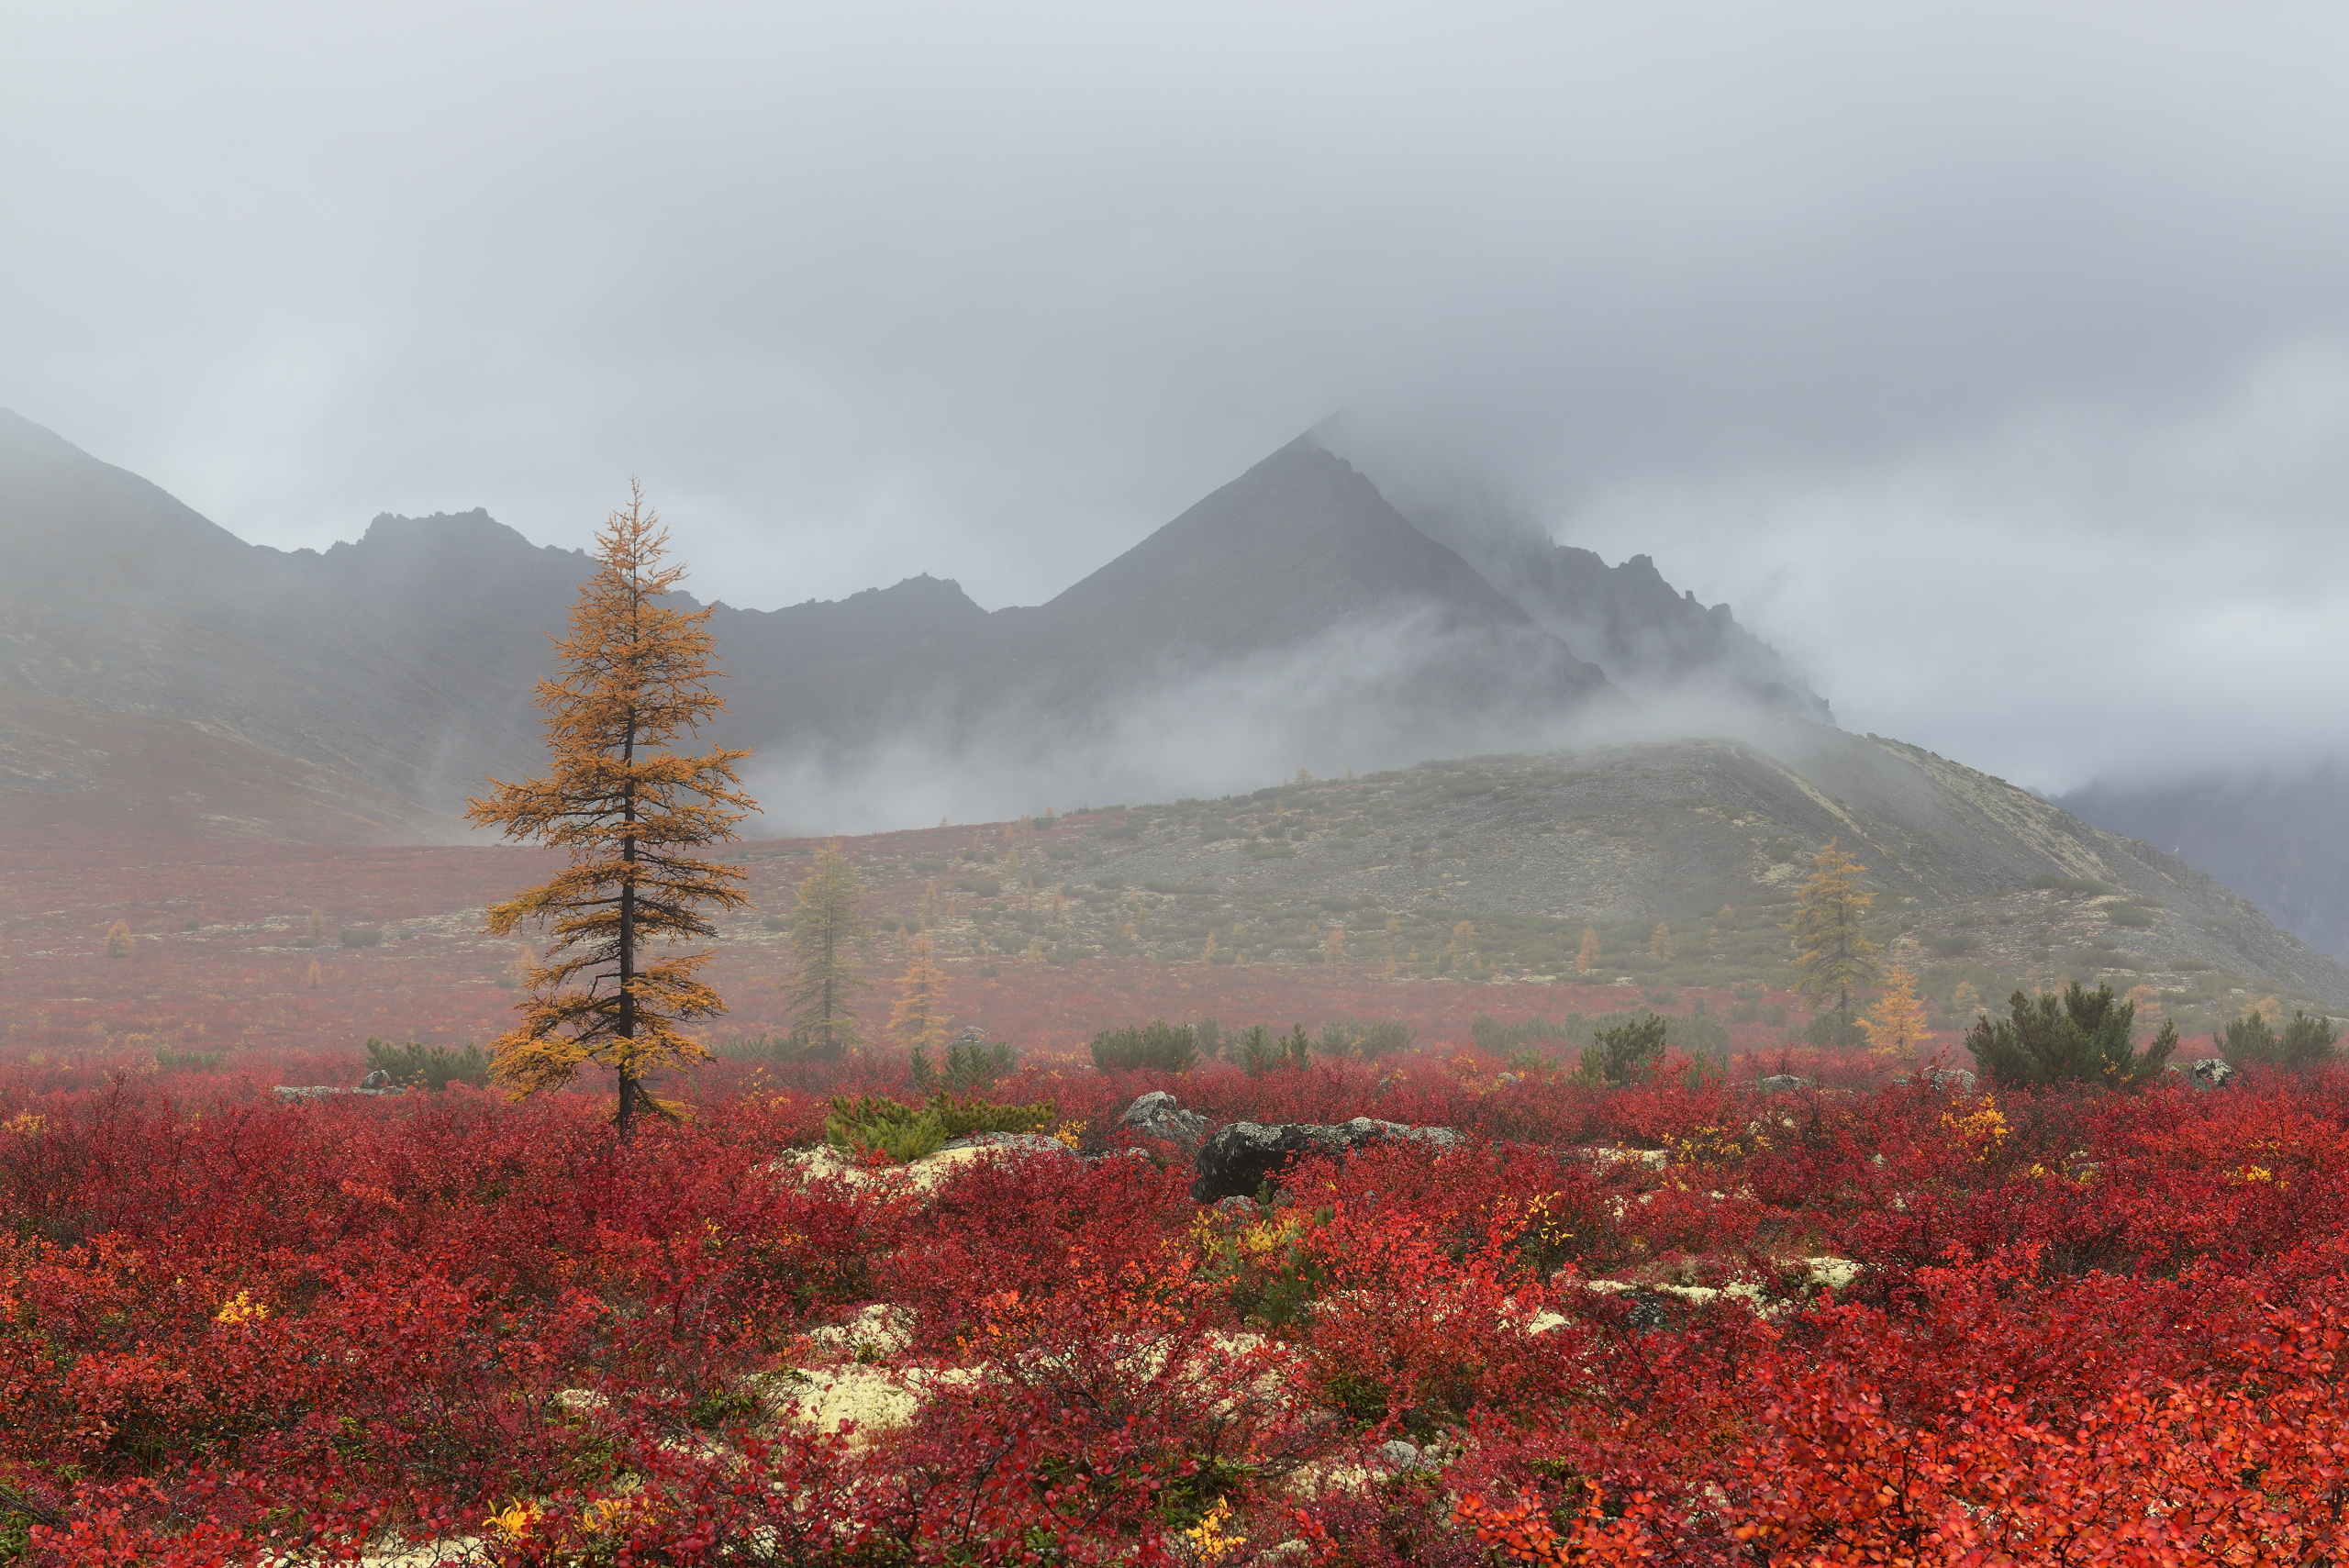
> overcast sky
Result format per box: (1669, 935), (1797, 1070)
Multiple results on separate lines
(5, 3), (2346, 795)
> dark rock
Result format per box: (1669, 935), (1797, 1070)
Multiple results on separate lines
(2178, 1057), (2236, 1090)
(1119, 1091), (1209, 1149)
(358, 1069), (391, 1090)
(1191, 1117), (1459, 1202)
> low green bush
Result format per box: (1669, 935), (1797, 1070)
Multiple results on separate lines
(1091, 1020), (1198, 1073)
(909, 1037), (1013, 1097)
(1315, 1018), (1416, 1059)
(823, 1092), (1057, 1163)
(2222, 1008), (2340, 1071)
(1571, 1013), (1668, 1086)
(1245, 1025), (1311, 1077)
(364, 1038), (492, 1090)
(339, 927), (384, 949)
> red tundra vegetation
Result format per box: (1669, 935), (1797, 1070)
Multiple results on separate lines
(3, 1034), (2346, 1564)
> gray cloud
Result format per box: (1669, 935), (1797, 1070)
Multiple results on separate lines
(5, 2), (2346, 795)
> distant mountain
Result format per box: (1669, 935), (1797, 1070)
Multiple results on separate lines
(0, 409), (981, 836)
(6, 412), (1861, 840)
(712, 437), (1611, 780)
(2060, 768), (2349, 963)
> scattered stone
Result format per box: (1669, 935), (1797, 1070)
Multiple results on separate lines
(1492, 1072), (1521, 1087)
(1891, 1066), (1977, 1094)
(1191, 1118), (1459, 1203)
(1375, 1439), (1423, 1472)
(774, 1134), (1067, 1196)
(937, 1130), (1071, 1157)
(1570, 1145), (1668, 1170)
(1119, 1091), (1209, 1149)
(2176, 1057), (2236, 1090)
(1212, 1195), (1257, 1218)
(1751, 1074), (1810, 1093)
(272, 1084), (399, 1101)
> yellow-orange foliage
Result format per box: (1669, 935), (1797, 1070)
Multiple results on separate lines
(1860, 949), (1928, 1059)
(1788, 838), (1878, 1014)
(889, 932), (951, 1054)
(1324, 925), (1347, 967)
(465, 484), (755, 1137)
(1576, 927), (1600, 974)
(1651, 921), (1673, 962)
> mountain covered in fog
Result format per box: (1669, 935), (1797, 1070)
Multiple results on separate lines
(1405, 516), (1832, 723)
(3, 413), (1814, 838)
(2062, 769), (2349, 963)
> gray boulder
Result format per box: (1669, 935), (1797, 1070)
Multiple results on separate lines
(358, 1069), (392, 1090)
(1119, 1091), (1209, 1149)
(1752, 1074), (1811, 1093)
(1191, 1117), (1459, 1203)
(1891, 1066), (1977, 1094)
(2178, 1057), (2236, 1090)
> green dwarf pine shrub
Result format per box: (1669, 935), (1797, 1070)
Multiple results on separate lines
(1965, 982), (2178, 1089)
(1571, 1012), (1669, 1087)
(2223, 1007), (2341, 1071)
(364, 1038), (492, 1089)
(1090, 1020), (1197, 1073)
(824, 1091), (1057, 1163)
(909, 1037), (1014, 1097)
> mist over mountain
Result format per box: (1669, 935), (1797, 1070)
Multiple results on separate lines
(13, 405), (2349, 997)
(2061, 768), (2349, 963)
(1321, 429), (1832, 724)
(5, 415), (1716, 837)
(718, 438), (1618, 827)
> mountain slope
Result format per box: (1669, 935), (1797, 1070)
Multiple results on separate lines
(931, 717), (2347, 1018)
(2061, 769), (2349, 963)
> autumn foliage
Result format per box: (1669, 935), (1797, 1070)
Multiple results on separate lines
(3, 1022), (2347, 1562)
(465, 485), (754, 1135)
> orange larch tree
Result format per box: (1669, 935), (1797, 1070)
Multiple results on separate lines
(1859, 947), (1929, 1058)
(889, 932), (951, 1055)
(465, 484), (755, 1138)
